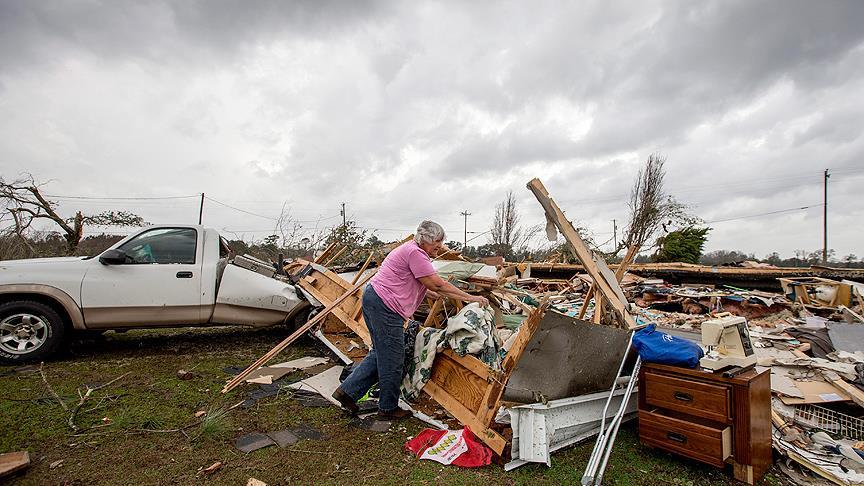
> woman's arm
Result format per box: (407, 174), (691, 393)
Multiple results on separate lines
(418, 274), (489, 307)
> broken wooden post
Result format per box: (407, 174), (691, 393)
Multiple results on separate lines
(526, 178), (636, 329)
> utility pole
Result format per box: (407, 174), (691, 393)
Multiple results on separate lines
(198, 193), (204, 224)
(460, 210), (471, 250)
(340, 202), (346, 227)
(612, 219), (617, 251)
(823, 169), (830, 264)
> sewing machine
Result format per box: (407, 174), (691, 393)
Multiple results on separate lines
(700, 316), (757, 371)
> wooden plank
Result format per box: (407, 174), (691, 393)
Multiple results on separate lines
(299, 280), (371, 346)
(0, 451), (29, 479)
(351, 252), (375, 285)
(429, 352), (488, 412)
(324, 245), (348, 267)
(222, 269), (377, 393)
(527, 178), (636, 329)
(423, 298), (444, 327)
(314, 242), (337, 264)
(592, 295), (604, 324)
(614, 243), (641, 280)
(578, 283), (594, 320)
(824, 372), (864, 409)
(502, 303), (548, 373)
(439, 349), (493, 379)
(423, 380), (508, 454)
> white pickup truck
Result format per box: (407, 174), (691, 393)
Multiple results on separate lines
(0, 225), (315, 363)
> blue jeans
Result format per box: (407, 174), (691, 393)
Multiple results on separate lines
(338, 284), (405, 412)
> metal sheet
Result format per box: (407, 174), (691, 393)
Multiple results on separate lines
(828, 322), (864, 353)
(503, 311), (632, 403)
(505, 387), (638, 470)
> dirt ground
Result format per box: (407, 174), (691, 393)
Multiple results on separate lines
(0, 326), (787, 485)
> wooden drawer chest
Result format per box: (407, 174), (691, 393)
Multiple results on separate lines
(638, 362), (771, 484)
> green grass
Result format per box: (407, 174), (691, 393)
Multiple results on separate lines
(0, 326), (785, 485)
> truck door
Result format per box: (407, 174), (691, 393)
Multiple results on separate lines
(81, 227), (205, 327)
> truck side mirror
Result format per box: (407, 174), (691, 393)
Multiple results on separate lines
(99, 249), (128, 265)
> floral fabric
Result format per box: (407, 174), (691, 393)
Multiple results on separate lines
(402, 303), (502, 401)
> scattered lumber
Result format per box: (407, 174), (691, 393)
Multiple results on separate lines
(222, 269), (377, 393)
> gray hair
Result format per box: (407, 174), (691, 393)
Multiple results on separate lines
(415, 220), (445, 245)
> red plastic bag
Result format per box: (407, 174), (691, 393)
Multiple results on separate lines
(405, 426), (492, 468)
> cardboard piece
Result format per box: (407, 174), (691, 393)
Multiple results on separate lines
(777, 379), (851, 405)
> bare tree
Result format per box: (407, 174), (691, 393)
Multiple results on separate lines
(490, 191), (539, 257)
(0, 174), (147, 256)
(611, 154), (696, 256)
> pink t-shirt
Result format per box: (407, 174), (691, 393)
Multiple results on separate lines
(370, 241), (437, 319)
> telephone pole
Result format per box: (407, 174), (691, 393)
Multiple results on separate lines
(198, 193), (204, 224)
(612, 219), (617, 251)
(823, 169), (830, 264)
(460, 210), (471, 250)
(340, 202), (346, 227)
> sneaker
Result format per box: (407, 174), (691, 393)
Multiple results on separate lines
(331, 388), (359, 415)
(377, 407), (412, 420)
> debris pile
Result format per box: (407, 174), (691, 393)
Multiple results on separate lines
(219, 178), (864, 483)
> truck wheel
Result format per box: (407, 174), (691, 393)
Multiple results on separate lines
(290, 307), (313, 333)
(0, 301), (66, 364)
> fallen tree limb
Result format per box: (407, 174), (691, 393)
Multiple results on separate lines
(68, 372), (130, 431)
(39, 362), (68, 411)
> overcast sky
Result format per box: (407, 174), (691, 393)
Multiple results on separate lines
(1, 0), (862, 259)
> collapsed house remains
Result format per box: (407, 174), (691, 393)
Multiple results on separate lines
(221, 178), (864, 485)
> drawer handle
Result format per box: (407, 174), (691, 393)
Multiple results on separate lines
(667, 432), (688, 444)
(673, 391), (693, 402)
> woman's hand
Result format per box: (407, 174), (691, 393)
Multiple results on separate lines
(469, 295), (489, 307)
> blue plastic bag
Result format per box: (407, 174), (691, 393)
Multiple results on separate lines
(632, 324), (704, 368)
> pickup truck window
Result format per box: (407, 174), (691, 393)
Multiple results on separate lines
(118, 228), (198, 264)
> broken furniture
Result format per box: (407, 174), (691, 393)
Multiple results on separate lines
(638, 362), (771, 484)
(779, 277), (853, 309)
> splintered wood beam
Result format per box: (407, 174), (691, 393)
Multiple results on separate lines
(527, 178), (637, 329)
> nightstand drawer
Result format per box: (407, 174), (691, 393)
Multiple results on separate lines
(640, 410), (732, 467)
(644, 371), (731, 423)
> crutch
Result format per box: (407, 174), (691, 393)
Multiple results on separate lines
(581, 333), (639, 485)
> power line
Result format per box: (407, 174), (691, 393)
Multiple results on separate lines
(704, 204), (823, 224)
(204, 196), (278, 221)
(45, 194), (199, 200)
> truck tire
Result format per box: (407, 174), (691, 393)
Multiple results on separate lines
(0, 301), (66, 364)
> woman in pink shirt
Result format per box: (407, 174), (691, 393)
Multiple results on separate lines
(333, 221), (488, 419)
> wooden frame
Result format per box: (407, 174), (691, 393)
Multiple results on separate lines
(778, 277), (852, 308)
(421, 302), (548, 455)
(293, 261), (372, 346)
